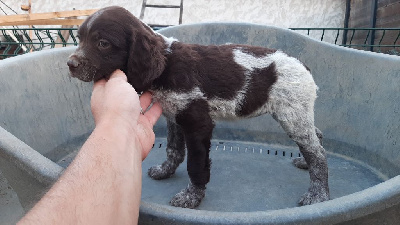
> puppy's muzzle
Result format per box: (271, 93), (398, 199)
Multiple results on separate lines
(67, 57), (80, 69)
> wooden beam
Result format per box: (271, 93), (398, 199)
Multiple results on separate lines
(0, 9), (98, 23)
(0, 18), (85, 26)
(55, 16), (77, 48)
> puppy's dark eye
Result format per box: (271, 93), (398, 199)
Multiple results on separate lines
(98, 40), (110, 49)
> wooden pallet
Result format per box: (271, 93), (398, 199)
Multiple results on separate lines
(0, 9), (98, 26)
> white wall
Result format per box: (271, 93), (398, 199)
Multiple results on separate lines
(1, 0), (345, 28)
(1, 0), (346, 43)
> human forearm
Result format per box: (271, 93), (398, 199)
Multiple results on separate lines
(19, 121), (142, 225)
(19, 70), (161, 225)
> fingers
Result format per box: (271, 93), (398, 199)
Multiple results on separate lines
(138, 123), (156, 161)
(144, 102), (162, 126)
(139, 92), (153, 112)
(139, 92), (162, 126)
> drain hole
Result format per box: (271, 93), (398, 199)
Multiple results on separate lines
(159, 143), (162, 148)
(290, 152), (293, 157)
(219, 141), (224, 144)
(267, 150), (270, 154)
(275, 151), (278, 155)
(283, 151), (286, 157)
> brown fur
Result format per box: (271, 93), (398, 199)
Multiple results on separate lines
(67, 6), (330, 209)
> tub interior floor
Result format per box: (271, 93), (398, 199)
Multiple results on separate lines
(57, 137), (385, 212)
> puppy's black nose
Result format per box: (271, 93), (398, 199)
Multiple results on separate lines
(67, 58), (80, 68)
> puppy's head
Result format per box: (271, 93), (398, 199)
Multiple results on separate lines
(67, 6), (166, 92)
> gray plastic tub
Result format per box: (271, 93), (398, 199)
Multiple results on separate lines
(0, 23), (399, 224)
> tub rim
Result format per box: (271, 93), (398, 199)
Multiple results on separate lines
(1, 23), (400, 223)
(139, 175), (400, 224)
(2, 121), (400, 224)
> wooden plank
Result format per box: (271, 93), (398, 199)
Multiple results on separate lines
(0, 19), (85, 26)
(378, 0), (400, 8)
(0, 9), (97, 23)
(377, 19), (400, 28)
(349, 0), (372, 28)
(376, 1), (400, 26)
(349, 16), (371, 27)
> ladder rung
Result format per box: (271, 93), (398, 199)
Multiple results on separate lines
(145, 4), (181, 9)
(148, 24), (174, 28)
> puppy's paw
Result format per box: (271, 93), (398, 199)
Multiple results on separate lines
(292, 157), (308, 170)
(170, 183), (206, 209)
(148, 164), (174, 180)
(298, 188), (329, 206)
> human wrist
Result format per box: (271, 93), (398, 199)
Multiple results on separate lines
(93, 117), (140, 157)
(95, 113), (137, 134)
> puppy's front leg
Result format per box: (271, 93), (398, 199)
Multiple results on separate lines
(148, 120), (185, 179)
(170, 100), (214, 208)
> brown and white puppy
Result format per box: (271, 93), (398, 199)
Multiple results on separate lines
(67, 6), (330, 209)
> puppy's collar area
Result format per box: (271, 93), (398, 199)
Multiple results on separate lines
(160, 35), (178, 54)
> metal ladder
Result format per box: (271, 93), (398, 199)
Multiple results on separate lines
(139, 0), (183, 29)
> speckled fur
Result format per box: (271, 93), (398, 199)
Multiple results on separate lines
(151, 48), (330, 207)
(170, 182), (206, 209)
(293, 127), (323, 170)
(148, 121), (185, 179)
(67, 6), (330, 209)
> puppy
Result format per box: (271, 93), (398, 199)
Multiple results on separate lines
(68, 6), (330, 209)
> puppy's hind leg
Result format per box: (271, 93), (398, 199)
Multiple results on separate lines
(292, 127), (323, 170)
(273, 111), (329, 205)
(148, 120), (185, 180)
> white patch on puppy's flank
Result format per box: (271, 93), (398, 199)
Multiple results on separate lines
(152, 48), (317, 124)
(152, 87), (205, 119)
(208, 97), (239, 120)
(248, 51), (318, 118)
(233, 48), (274, 70)
(152, 48), (280, 120)
(208, 48), (274, 119)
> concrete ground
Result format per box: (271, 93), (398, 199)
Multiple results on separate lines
(0, 170), (25, 224)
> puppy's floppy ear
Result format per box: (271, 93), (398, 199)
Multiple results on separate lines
(126, 28), (166, 93)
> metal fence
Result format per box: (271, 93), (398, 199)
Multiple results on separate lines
(1, 27), (400, 58)
(0, 28), (78, 58)
(289, 28), (400, 55)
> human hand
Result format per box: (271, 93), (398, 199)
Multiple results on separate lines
(91, 69), (162, 160)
